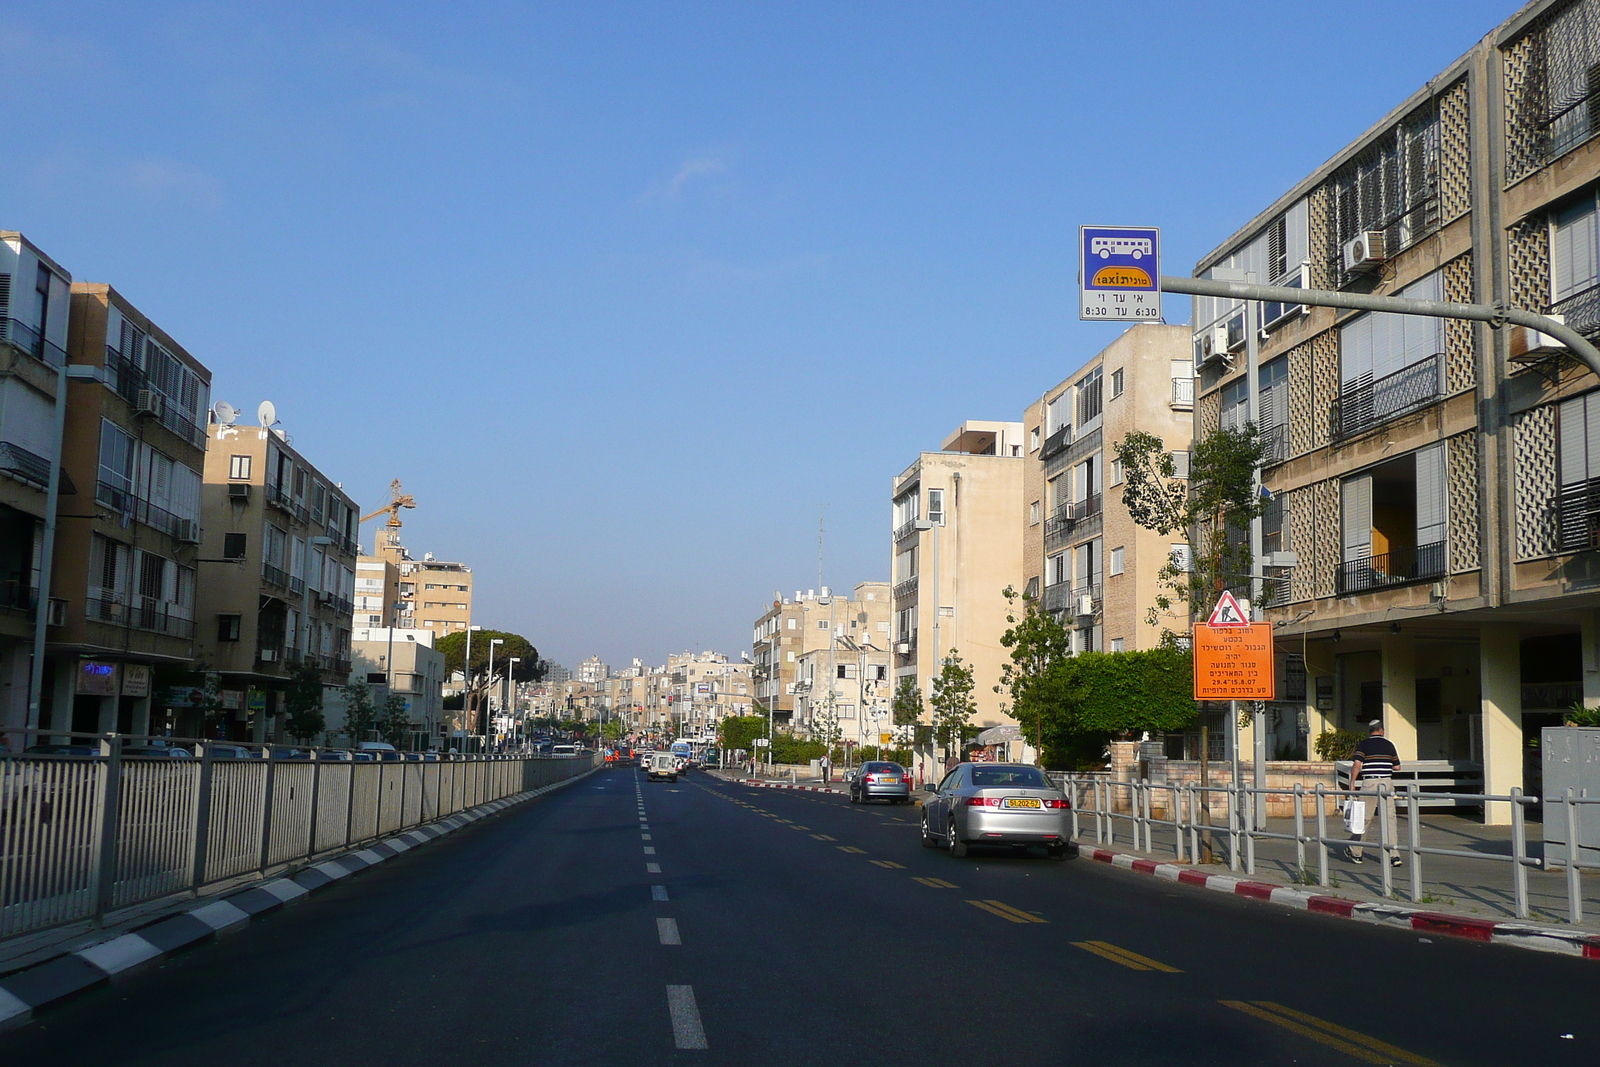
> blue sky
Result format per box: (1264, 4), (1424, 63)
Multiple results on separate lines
(1, 0), (1519, 670)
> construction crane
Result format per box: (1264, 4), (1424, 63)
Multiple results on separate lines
(360, 479), (416, 553)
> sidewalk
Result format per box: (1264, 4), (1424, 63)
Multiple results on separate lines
(1086, 808), (1600, 932)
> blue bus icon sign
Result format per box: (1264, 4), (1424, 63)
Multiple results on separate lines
(1080, 225), (1162, 322)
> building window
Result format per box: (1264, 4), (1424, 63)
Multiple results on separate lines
(1110, 638), (1124, 653)
(927, 488), (945, 525)
(1110, 546), (1125, 575)
(1046, 392), (1070, 436)
(228, 455), (251, 480)
(818, 620), (828, 630)
(1030, 427), (1040, 451)
(223, 533), (247, 559)
(787, 618), (796, 630)
(1338, 270), (1444, 437)
(1172, 451), (1191, 479)
(1338, 443), (1446, 594)
(1047, 551), (1069, 586)
(1111, 368), (1124, 398)
(1029, 501), (1040, 525)
(1076, 367), (1104, 426)
(217, 614), (241, 642)
(787, 651), (795, 663)
(97, 421), (135, 508)
(1553, 190), (1599, 322)
(1110, 457), (1125, 486)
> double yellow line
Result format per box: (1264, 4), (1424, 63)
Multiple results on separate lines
(1072, 940), (1181, 972)
(967, 899), (1048, 924)
(1221, 1001), (1439, 1065)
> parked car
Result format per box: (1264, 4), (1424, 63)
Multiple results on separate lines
(551, 744), (578, 758)
(646, 751), (678, 783)
(848, 761), (911, 805)
(22, 744), (99, 756)
(204, 744), (257, 760)
(318, 749), (354, 761)
(350, 751), (377, 762)
(919, 763), (1070, 859)
(120, 744), (193, 759)
(358, 741), (401, 761)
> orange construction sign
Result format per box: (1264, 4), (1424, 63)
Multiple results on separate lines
(1193, 623), (1275, 701)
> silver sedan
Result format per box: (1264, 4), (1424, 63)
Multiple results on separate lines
(920, 763), (1071, 859)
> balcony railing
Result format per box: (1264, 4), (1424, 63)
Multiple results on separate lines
(1556, 478), (1600, 552)
(1071, 493), (1103, 522)
(97, 481), (189, 538)
(289, 576), (305, 597)
(1550, 283), (1600, 340)
(1042, 581), (1072, 614)
(262, 563), (290, 588)
(1336, 541), (1446, 595)
(1171, 377), (1194, 407)
(0, 581), (37, 612)
(104, 354), (207, 449)
(85, 595), (195, 639)
(893, 519), (920, 543)
(1, 317), (67, 368)
(892, 577), (918, 601)
(1038, 424), (1071, 461)
(1335, 353), (1442, 440)
(0, 441), (52, 488)
(1260, 423), (1288, 467)
(264, 479), (298, 517)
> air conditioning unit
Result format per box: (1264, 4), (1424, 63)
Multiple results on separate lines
(259, 649), (278, 663)
(175, 519), (200, 544)
(227, 483), (250, 501)
(47, 598), (67, 627)
(317, 590), (335, 606)
(1196, 323), (1230, 366)
(1342, 231), (1386, 273)
(134, 390), (165, 418)
(1508, 315), (1566, 362)
(895, 642), (910, 654)
(1076, 594), (1096, 617)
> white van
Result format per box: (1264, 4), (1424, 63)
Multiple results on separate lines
(551, 743), (577, 758)
(647, 751), (678, 783)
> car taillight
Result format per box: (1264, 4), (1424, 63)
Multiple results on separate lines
(1043, 798), (1070, 809)
(965, 796), (1001, 807)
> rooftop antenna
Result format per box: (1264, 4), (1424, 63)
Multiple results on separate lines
(257, 400), (276, 428)
(817, 504), (827, 593)
(210, 400), (238, 426)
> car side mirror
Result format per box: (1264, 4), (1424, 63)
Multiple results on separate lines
(923, 783), (937, 793)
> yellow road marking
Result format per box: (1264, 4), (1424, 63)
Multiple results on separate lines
(790, 825), (810, 831)
(811, 834), (836, 841)
(869, 860), (907, 869)
(1222, 1002), (1439, 1066)
(838, 846), (867, 854)
(966, 899), (1047, 924)
(1072, 941), (1182, 973)
(917, 877), (958, 888)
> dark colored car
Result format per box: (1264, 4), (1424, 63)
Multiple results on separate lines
(848, 761), (912, 804)
(23, 744), (99, 756)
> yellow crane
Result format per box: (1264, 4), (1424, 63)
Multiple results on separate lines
(360, 479), (416, 545)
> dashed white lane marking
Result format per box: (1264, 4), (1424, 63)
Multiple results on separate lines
(667, 985), (707, 1048)
(652, 885), (669, 901)
(642, 834), (653, 840)
(647, 862), (662, 873)
(657, 918), (682, 945)
(644, 846), (656, 855)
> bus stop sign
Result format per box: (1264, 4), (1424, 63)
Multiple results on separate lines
(1080, 225), (1161, 322)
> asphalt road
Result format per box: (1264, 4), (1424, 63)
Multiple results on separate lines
(5, 765), (1598, 1065)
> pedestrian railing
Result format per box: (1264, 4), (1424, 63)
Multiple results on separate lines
(0, 733), (598, 940)
(1051, 773), (1599, 926)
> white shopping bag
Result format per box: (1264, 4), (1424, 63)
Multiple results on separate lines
(1343, 796), (1368, 835)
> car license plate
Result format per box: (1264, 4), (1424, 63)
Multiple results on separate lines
(1004, 798), (1042, 809)
(877, 777), (900, 784)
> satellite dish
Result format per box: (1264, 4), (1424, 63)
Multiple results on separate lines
(210, 400), (238, 426)
(257, 401), (277, 427)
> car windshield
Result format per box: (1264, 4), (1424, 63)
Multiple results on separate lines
(970, 766), (1049, 789)
(865, 764), (902, 774)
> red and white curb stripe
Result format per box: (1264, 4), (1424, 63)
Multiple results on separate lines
(734, 779), (843, 794)
(0, 764), (602, 1032)
(1081, 846), (1600, 960)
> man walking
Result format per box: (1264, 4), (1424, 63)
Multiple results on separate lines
(1346, 719), (1402, 866)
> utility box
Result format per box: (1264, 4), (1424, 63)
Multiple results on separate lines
(1541, 727), (1600, 868)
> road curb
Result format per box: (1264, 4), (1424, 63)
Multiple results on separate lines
(1078, 844), (1600, 961)
(0, 764), (602, 1033)
(731, 778), (845, 795)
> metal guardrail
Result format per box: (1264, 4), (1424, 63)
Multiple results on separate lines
(0, 734), (599, 939)
(1052, 773), (1599, 925)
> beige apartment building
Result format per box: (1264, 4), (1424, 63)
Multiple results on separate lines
(349, 626), (446, 749)
(1021, 324), (1194, 653)
(751, 581), (891, 726)
(794, 638), (892, 750)
(1189, 0), (1600, 819)
(364, 529), (474, 640)
(890, 422), (1024, 756)
(193, 412), (359, 741)
(663, 651), (754, 740)
(37, 283), (213, 738)
(1, 234), (72, 739)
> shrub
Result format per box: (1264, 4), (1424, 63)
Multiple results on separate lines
(1313, 729), (1364, 761)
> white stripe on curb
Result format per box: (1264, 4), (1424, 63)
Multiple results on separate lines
(77, 933), (161, 975)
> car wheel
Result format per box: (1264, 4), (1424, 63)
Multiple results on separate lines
(1047, 843), (1069, 861)
(920, 813), (937, 848)
(948, 818), (968, 858)
(848, 789), (858, 804)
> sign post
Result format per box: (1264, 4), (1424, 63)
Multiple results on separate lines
(1192, 592), (1275, 866)
(1080, 225), (1162, 322)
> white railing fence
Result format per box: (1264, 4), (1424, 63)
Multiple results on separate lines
(0, 735), (598, 940)
(1051, 773), (1599, 926)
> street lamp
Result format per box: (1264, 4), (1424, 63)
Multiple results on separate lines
(506, 657), (521, 749)
(486, 638), (504, 751)
(461, 624), (483, 752)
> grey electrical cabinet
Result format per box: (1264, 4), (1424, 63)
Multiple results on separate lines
(1541, 726), (1600, 868)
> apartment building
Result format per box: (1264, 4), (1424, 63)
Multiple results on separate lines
(400, 555), (472, 637)
(890, 422), (1024, 746)
(37, 284), (212, 738)
(0, 234), (72, 736)
(355, 555), (397, 628)
(193, 412), (359, 741)
(794, 637), (892, 750)
(663, 651), (754, 740)
(1189, 0), (1600, 819)
(576, 655), (610, 684)
(349, 626), (445, 747)
(751, 581), (892, 726)
(1021, 325), (1194, 654)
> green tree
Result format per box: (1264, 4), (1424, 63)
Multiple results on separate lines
(928, 651), (976, 761)
(1114, 425), (1266, 640)
(891, 675), (922, 733)
(283, 662), (326, 744)
(378, 694), (413, 747)
(436, 630), (542, 723)
(719, 714), (769, 753)
(995, 585), (1073, 751)
(342, 678), (377, 747)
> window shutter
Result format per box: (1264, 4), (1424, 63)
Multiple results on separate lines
(1340, 315), (1374, 387)
(1342, 475), (1372, 561)
(1561, 394), (1592, 486)
(1415, 444), (1446, 547)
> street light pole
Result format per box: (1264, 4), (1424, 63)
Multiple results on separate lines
(461, 624), (482, 753)
(506, 657), (520, 751)
(486, 638), (504, 753)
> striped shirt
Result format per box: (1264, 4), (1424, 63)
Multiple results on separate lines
(1352, 736), (1399, 780)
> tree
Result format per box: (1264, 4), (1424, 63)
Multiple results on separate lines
(995, 586), (1072, 752)
(342, 678), (377, 747)
(378, 694), (413, 747)
(928, 651), (976, 762)
(1113, 426), (1266, 640)
(283, 662), (326, 744)
(891, 676), (923, 731)
(719, 715), (769, 753)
